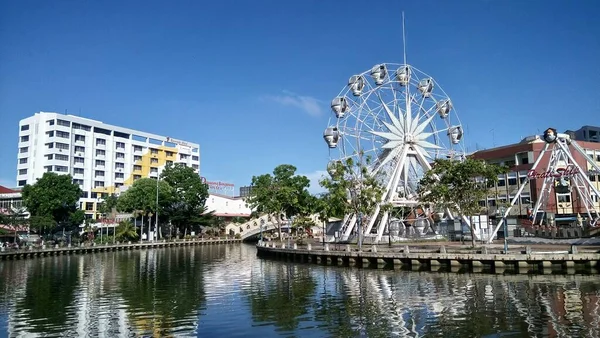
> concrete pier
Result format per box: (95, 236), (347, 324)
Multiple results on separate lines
(256, 242), (600, 275)
(0, 238), (241, 261)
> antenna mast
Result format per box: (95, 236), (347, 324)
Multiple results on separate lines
(402, 11), (407, 66)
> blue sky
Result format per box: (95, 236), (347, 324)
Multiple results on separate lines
(1, 0), (599, 194)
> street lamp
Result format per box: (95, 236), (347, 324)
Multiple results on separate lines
(154, 170), (160, 242)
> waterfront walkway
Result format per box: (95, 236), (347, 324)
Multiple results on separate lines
(256, 239), (600, 274)
(0, 238), (241, 260)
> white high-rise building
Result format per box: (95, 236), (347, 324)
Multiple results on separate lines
(16, 112), (200, 218)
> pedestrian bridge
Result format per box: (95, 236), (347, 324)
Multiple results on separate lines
(225, 214), (323, 241)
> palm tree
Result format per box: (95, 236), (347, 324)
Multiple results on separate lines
(116, 220), (138, 242)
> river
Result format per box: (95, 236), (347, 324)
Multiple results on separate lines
(0, 244), (598, 337)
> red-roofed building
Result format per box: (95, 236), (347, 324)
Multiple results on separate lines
(0, 185), (28, 232)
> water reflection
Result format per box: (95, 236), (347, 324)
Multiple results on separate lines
(0, 245), (599, 337)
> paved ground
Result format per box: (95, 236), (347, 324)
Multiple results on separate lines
(285, 238), (600, 253)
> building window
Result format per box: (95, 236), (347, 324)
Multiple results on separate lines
(497, 178), (506, 187)
(557, 194), (571, 203)
(133, 165), (142, 171)
(150, 148), (159, 155)
(115, 173), (124, 179)
(150, 167), (158, 174)
(47, 120), (55, 126)
(94, 181), (105, 188)
(116, 142), (125, 149)
(96, 138), (106, 146)
(57, 119), (70, 127)
(74, 146), (85, 153)
(507, 172), (517, 186)
(116, 152), (125, 159)
(73, 179), (84, 186)
(151, 158), (158, 164)
(115, 162), (125, 169)
(134, 155), (142, 161)
(96, 149), (105, 156)
(20, 135), (29, 142)
(95, 170), (105, 177)
(54, 165), (68, 172)
(46, 142), (54, 149)
(18, 180), (26, 187)
(192, 155), (199, 161)
(192, 164), (199, 169)
(520, 193), (531, 204)
(74, 168), (84, 175)
(134, 145), (143, 152)
(133, 175), (142, 180)
(55, 154), (69, 161)
(20, 125), (29, 131)
(19, 147), (28, 154)
(46, 131), (54, 137)
(56, 131), (70, 138)
(85, 202), (94, 211)
(74, 135), (85, 142)
(74, 157), (84, 164)
(72, 123), (91, 131)
(590, 175), (597, 182)
(19, 158), (27, 164)
(166, 151), (174, 157)
(18, 169), (27, 175)
(56, 142), (69, 150)
(180, 154), (188, 160)
(166, 160), (173, 165)
(95, 160), (105, 167)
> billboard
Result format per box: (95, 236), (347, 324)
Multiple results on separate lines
(201, 177), (235, 196)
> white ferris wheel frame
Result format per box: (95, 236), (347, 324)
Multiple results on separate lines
(324, 63), (466, 244)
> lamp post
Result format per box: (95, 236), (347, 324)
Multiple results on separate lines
(155, 172), (159, 242)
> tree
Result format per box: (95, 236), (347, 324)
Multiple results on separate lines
(246, 164), (311, 240)
(117, 178), (174, 237)
(0, 206), (28, 243)
(319, 156), (389, 246)
(97, 194), (118, 221)
(21, 172), (83, 234)
(418, 158), (507, 246)
(115, 220), (138, 242)
(160, 163), (210, 236)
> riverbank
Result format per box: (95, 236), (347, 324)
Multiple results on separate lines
(0, 238), (241, 260)
(256, 240), (600, 274)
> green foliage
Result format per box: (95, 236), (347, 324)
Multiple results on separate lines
(160, 163), (210, 231)
(418, 158), (507, 245)
(97, 194), (118, 219)
(21, 172), (83, 232)
(115, 220), (138, 242)
(319, 157), (389, 222)
(246, 164), (311, 239)
(117, 178), (174, 224)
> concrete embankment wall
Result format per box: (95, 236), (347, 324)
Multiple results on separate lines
(256, 242), (600, 275)
(0, 238), (241, 261)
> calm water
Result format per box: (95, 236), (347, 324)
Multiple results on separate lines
(0, 244), (599, 338)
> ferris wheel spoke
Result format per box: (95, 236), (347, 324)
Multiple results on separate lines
(323, 63), (466, 243)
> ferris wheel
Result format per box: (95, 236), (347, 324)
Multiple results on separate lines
(323, 63), (466, 243)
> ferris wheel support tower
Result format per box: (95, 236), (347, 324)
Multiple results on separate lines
(487, 128), (600, 244)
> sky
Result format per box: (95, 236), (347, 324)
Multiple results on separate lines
(1, 0), (599, 194)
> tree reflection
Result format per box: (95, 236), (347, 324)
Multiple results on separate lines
(116, 247), (207, 337)
(14, 257), (80, 335)
(246, 263), (317, 331)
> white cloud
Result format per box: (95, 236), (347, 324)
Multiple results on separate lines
(263, 90), (324, 117)
(302, 170), (328, 195)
